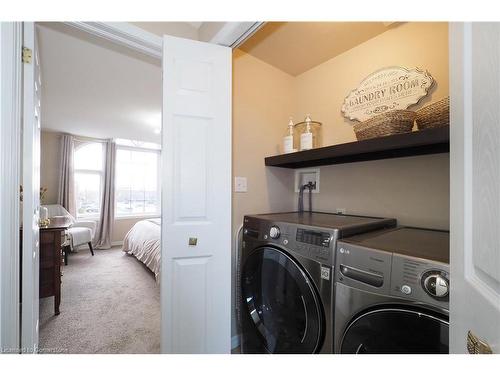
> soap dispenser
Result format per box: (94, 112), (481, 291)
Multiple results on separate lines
(300, 114), (313, 151)
(283, 117), (296, 154)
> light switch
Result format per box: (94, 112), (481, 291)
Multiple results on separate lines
(234, 177), (247, 192)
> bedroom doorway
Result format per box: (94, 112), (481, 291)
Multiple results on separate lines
(17, 20), (244, 354)
(35, 22), (163, 353)
(13, 22), (261, 353)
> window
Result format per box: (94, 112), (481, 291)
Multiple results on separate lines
(115, 146), (160, 218)
(74, 142), (104, 218)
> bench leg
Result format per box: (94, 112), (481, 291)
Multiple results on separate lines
(88, 242), (94, 256)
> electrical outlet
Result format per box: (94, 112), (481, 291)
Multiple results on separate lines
(336, 208), (346, 214)
(295, 168), (320, 193)
(234, 177), (247, 192)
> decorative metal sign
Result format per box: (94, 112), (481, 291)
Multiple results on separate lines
(341, 66), (434, 122)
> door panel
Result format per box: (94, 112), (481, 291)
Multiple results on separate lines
(171, 256), (212, 353)
(174, 115), (210, 221)
(450, 22), (500, 354)
(161, 35), (231, 354)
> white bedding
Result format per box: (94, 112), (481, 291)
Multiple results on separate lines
(122, 218), (161, 281)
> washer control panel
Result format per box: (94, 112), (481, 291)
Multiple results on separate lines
(296, 228), (331, 247)
(242, 219), (336, 265)
(295, 227), (333, 264)
(269, 226), (281, 239)
(391, 253), (449, 310)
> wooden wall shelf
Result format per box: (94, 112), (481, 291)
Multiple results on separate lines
(264, 126), (449, 169)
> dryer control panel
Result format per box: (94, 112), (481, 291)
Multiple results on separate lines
(335, 242), (392, 294)
(390, 254), (449, 310)
(336, 241), (449, 310)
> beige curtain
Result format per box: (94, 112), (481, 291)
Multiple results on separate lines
(57, 134), (76, 217)
(94, 139), (116, 249)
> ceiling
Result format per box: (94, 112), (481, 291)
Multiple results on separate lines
(130, 22), (200, 40)
(37, 23), (162, 143)
(239, 22), (396, 76)
(130, 22), (230, 43)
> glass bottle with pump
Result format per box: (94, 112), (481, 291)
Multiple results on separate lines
(295, 114), (322, 151)
(300, 115), (314, 150)
(283, 117), (297, 153)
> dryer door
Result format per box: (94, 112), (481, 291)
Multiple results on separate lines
(340, 307), (449, 354)
(242, 246), (324, 353)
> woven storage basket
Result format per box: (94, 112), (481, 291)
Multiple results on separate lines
(353, 110), (416, 141)
(416, 97), (449, 130)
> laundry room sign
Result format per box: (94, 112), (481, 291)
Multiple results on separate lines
(341, 66), (434, 122)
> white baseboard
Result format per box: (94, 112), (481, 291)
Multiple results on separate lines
(111, 241), (123, 247)
(231, 335), (240, 350)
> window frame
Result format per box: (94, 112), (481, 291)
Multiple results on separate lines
(73, 141), (105, 220)
(114, 144), (161, 220)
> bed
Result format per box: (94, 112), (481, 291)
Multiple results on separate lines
(122, 218), (161, 281)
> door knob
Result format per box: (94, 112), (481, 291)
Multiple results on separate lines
(467, 330), (493, 354)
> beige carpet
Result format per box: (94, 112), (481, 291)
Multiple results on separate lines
(39, 246), (160, 354)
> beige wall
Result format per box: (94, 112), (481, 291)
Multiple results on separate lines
(40, 130), (60, 205)
(292, 22), (450, 229)
(231, 50), (298, 336)
(312, 154), (449, 229)
(232, 50), (297, 234)
(112, 218), (143, 243)
(40, 130), (145, 243)
(293, 22), (449, 145)
(232, 22), (449, 232)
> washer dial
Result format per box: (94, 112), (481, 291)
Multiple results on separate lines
(269, 226), (281, 239)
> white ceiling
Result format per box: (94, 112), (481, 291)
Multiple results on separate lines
(130, 22), (200, 40)
(38, 23), (162, 143)
(187, 22), (203, 29)
(239, 22), (396, 76)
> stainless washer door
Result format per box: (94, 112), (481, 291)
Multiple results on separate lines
(340, 307), (449, 354)
(241, 246), (324, 353)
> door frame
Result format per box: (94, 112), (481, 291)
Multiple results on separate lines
(1, 20), (261, 353)
(0, 22), (23, 353)
(64, 21), (264, 60)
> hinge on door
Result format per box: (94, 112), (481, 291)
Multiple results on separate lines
(467, 330), (493, 354)
(22, 47), (32, 64)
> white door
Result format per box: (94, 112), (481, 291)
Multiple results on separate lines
(450, 22), (500, 354)
(21, 21), (41, 353)
(161, 36), (232, 353)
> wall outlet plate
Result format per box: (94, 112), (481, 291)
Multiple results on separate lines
(234, 177), (247, 192)
(295, 168), (320, 193)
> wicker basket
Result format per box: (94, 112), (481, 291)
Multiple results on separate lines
(416, 97), (449, 130)
(353, 110), (416, 141)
